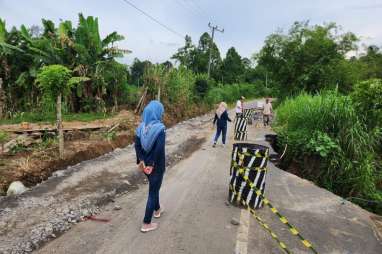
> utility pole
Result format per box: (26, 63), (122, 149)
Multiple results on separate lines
(207, 22), (224, 79)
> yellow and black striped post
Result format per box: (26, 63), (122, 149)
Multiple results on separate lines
(229, 146), (319, 254)
(229, 143), (269, 208)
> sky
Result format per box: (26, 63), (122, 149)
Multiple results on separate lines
(1, 0), (382, 64)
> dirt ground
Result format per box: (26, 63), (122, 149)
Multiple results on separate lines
(0, 110), (139, 195)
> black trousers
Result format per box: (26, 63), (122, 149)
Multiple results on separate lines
(263, 114), (270, 126)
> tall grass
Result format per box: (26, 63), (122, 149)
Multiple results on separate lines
(274, 92), (382, 212)
(142, 65), (268, 119)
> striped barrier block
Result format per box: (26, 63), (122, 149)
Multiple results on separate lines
(229, 143), (269, 209)
(243, 108), (254, 125)
(234, 116), (248, 141)
(228, 142), (319, 254)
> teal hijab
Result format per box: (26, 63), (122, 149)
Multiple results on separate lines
(136, 100), (165, 152)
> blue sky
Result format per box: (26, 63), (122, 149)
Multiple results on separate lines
(1, 0), (382, 64)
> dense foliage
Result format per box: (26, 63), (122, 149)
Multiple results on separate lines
(220, 47), (245, 84)
(171, 34), (257, 84)
(254, 21), (382, 213)
(205, 82), (267, 105)
(255, 22), (360, 97)
(0, 14), (130, 115)
(171, 33), (222, 80)
(140, 65), (258, 120)
(0, 15), (267, 121)
(35, 65), (72, 100)
(274, 92), (382, 213)
(351, 79), (382, 130)
(351, 79), (382, 158)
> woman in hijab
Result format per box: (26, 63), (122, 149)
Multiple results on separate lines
(212, 102), (231, 147)
(135, 100), (166, 233)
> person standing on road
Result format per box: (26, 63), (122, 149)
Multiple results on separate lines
(235, 96), (245, 117)
(135, 100), (166, 233)
(213, 102), (231, 147)
(263, 98), (273, 127)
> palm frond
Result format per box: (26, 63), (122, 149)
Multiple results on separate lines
(102, 32), (124, 47)
(0, 42), (24, 53)
(0, 19), (6, 43)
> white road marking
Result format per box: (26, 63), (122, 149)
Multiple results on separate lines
(235, 208), (250, 254)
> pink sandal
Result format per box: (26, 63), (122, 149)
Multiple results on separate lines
(141, 222), (158, 233)
(154, 207), (165, 218)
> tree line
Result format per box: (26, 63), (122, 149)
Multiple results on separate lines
(1, 16), (381, 118)
(254, 21), (382, 98)
(0, 14), (131, 116)
(260, 22), (382, 214)
(0, 14), (266, 119)
(130, 33), (258, 87)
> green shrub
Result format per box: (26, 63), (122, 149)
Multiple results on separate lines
(79, 97), (97, 112)
(103, 130), (117, 141)
(9, 142), (28, 155)
(122, 84), (141, 107)
(165, 66), (195, 106)
(274, 92), (381, 210)
(35, 65), (73, 100)
(351, 79), (382, 130)
(194, 74), (210, 99)
(0, 131), (9, 152)
(306, 131), (339, 158)
(204, 83), (261, 105)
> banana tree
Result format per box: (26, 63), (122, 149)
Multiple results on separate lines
(0, 19), (27, 117)
(1, 14), (131, 115)
(73, 14), (130, 109)
(96, 60), (129, 112)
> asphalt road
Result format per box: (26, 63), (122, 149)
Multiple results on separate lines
(37, 116), (381, 254)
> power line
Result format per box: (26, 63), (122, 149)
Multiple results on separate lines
(120, 0), (185, 39)
(177, 0), (196, 15)
(187, 0), (210, 19)
(174, 0), (205, 21)
(174, 0), (198, 18)
(181, 0), (206, 18)
(174, 0), (209, 22)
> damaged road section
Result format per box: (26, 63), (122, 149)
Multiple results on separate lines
(0, 113), (212, 254)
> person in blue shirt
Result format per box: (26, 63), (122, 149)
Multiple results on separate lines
(212, 102), (232, 147)
(135, 100), (166, 233)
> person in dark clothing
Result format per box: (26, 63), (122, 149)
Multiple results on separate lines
(135, 100), (166, 233)
(212, 102), (232, 147)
